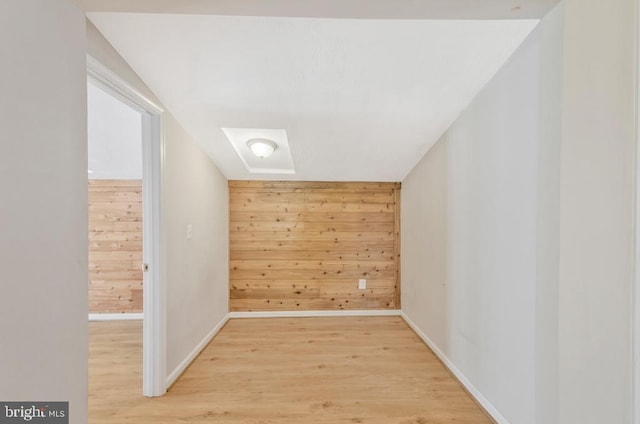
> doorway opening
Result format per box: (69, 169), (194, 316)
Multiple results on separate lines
(88, 79), (144, 318)
(87, 56), (166, 398)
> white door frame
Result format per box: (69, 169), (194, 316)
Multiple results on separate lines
(87, 55), (167, 397)
(634, 0), (640, 420)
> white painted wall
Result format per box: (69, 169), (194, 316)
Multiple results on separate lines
(533, 6), (563, 423)
(87, 21), (229, 382)
(445, 37), (539, 417)
(402, 6), (563, 423)
(401, 137), (448, 348)
(559, 0), (635, 423)
(88, 81), (143, 179)
(165, 117), (229, 372)
(0, 1), (88, 422)
(404, 1), (638, 422)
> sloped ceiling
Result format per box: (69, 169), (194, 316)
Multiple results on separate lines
(87, 12), (540, 181)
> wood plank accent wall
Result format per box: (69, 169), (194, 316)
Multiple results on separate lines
(88, 180), (143, 314)
(229, 181), (401, 311)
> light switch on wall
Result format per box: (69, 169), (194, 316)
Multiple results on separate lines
(358, 279), (367, 290)
(187, 224), (193, 240)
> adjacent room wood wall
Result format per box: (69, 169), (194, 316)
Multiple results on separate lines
(88, 180), (143, 314)
(229, 181), (401, 311)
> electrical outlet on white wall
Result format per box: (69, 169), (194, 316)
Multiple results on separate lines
(358, 279), (367, 290)
(187, 224), (193, 240)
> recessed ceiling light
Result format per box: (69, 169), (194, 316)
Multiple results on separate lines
(222, 128), (295, 174)
(88, 169), (94, 174)
(247, 138), (277, 158)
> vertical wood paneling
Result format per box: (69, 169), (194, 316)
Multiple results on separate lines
(88, 180), (143, 313)
(229, 181), (401, 311)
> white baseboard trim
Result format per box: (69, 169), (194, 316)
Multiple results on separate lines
(228, 309), (402, 319)
(88, 313), (143, 321)
(400, 311), (508, 424)
(166, 313), (230, 388)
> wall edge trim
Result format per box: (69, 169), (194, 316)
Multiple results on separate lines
(400, 311), (507, 424)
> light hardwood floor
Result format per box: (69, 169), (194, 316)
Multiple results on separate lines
(89, 317), (492, 424)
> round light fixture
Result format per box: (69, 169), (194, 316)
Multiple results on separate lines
(247, 138), (277, 158)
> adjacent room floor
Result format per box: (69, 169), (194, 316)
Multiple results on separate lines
(89, 316), (491, 424)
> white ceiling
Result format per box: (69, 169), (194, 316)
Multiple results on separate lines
(78, 0), (558, 20)
(88, 81), (142, 179)
(87, 13), (538, 181)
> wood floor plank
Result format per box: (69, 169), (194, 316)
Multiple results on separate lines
(89, 317), (493, 424)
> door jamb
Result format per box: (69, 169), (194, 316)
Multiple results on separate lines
(634, 0), (640, 420)
(87, 55), (167, 397)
